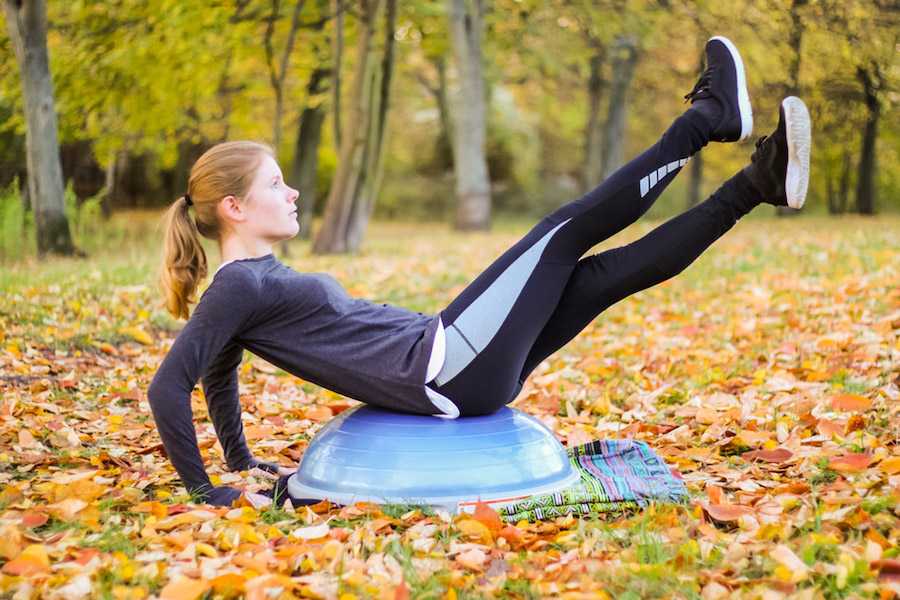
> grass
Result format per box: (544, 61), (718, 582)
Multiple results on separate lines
(1, 211), (898, 598)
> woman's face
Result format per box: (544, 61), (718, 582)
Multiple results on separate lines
(238, 154), (300, 242)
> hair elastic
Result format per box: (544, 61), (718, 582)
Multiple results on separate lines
(184, 193), (193, 206)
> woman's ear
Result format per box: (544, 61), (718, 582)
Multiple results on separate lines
(218, 194), (247, 224)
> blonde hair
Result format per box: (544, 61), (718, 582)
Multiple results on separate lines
(158, 140), (274, 320)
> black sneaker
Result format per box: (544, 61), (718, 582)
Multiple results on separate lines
(684, 36), (753, 142)
(743, 96), (811, 209)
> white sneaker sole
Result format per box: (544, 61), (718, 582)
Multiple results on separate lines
(710, 35), (753, 141)
(782, 96), (811, 209)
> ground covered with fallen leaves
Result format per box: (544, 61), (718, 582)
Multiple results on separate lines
(1, 214), (898, 599)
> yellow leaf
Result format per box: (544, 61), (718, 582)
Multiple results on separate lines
(878, 456), (900, 475)
(770, 545), (809, 582)
(0, 525), (23, 560)
(47, 498), (87, 522)
(119, 326), (153, 345)
(1, 544), (50, 576)
(210, 573), (245, 596)
(155, 510), (217, 531)
(455, 518), (493, 544)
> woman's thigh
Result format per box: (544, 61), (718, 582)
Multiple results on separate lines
(429, 110), (706, 414)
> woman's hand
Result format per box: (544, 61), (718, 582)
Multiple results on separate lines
(203, 486), (275, 509)
(248, 458), (296, 478)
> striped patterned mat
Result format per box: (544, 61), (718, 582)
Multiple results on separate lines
(485, 439), (689, 523)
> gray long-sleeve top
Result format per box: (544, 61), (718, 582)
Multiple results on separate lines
(146, 253), (443, 500)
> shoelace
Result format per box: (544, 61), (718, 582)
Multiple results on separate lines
(750, 135), (769, 161)
(683, 69), (713, 103)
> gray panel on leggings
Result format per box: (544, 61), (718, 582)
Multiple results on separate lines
(434, 325), (478, 387)
(434, 217), (572, 387)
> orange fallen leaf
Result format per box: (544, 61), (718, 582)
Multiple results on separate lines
(472, 501), (503, 535)
(706, 484), (724, 505)
(878, 456), (900, 475)
(304, 406), (333, 422)
(830, 393), (872, 412)
(742, 448), (793, 463)
(329, 402), (353, 415)
(19, 511), (48, 529)
(702, 503), (755, 523)
(816, 418), (845, 438)
(497, 525), (525, 549)
(394, 579), (410, 600)
(871, 559), (900, 583)
(828, 453), (872, 473)
(845, 414), (866, 434)
(159, 577), (212, 600)
(1, 544), (50, 576)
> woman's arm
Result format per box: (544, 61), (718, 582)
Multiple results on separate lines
(201, 340), (254, 471)
(146, 266), (261, 505)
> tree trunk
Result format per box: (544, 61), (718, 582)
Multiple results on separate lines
(448, 0), (491, 231)
(4, 0), (78, 257)
(101, 149), (119, 219)
(432, 55), (454, 171)
(776, 0), (807, 217)
(265, 0), (305, 156)
(600, 35), (638, 180)
(855, 65), (880, 215)
(581, 48), (605, 191)
(282, 0), (330, 247)
(290, 67), (329, 240)
(332, 0), (344, 149)
(346, 0), (396, 250)
(312, 0), (385, 254)
(826, 150), (852, 215)
(838, 150), (850, 214)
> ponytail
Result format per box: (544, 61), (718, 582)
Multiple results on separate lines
(158, 196), (208, 320)
(156, 140), (274, 320)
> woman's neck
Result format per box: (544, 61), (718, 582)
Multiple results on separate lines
(219, 236), (273, 263)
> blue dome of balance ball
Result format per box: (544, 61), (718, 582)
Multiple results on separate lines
(287, 405), (579, 511)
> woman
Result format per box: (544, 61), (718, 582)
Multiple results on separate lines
(147, 35), (811, 507)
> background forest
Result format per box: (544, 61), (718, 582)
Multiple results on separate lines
(0, 0), (897, 261)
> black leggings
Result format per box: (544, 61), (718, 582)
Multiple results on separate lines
(427, 108), (760, 416)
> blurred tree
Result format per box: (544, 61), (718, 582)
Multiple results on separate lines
(3, 0), (78, 257)
(331, 0), (344, 148)
(447, 0), (491, 231)
(286, 0), (336, 241)
(263, 0), (306, 155)
(313, 0), (396, 253)
(600, 33), (640, 180)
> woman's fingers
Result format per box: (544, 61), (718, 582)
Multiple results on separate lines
(277, 466), (296, 477)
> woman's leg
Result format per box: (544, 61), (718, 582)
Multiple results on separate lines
(517, 96), (812, 385)
(428, 109), (716, 415)
(516, 169), (759, 385)
(426, 36), (753, 416)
